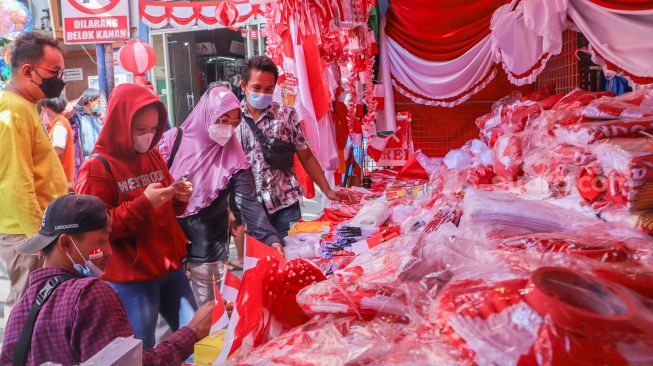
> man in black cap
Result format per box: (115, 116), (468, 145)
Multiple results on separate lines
(0, 194), (215, 366)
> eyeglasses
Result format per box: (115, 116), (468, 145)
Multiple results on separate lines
(28, 64), (64, 79)
(217, 117), (241, 125)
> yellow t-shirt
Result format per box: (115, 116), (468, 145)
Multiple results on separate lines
(0, 90), (67, 236)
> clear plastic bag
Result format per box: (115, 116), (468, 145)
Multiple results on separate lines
(349, 199), (391, 227)
(425, 266), (653, 366)
(591, 138), (653, 209)
(284, 232), (322, 260)
(553, 116), (653, 147)
(583, 90), (653, 120)
(460, 189), (602, 238)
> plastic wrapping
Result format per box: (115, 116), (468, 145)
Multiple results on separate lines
(552, 89), (612, 113)
(349, 199), (391, 227)
(553, 117), (653, 147)
(588, 138), (653, 209)
(284, 233), (322, 260)
(583, 90), (653, 120)
(388, 204), (417, 226)
(492, 133), (523, 181)
(338, 232), (422, 283)
(225, 85), (653, 364)
(297, 233), (423, 319)
(460, 189), (602, 238)
(231, 315), (410, 366)
(427, 266), (653, 366)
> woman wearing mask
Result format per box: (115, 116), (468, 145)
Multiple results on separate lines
(76, 83), (197, 350)
(40, 96), (75, 190)
(71, 88), (103, 160)
(158, 86), (281, 305)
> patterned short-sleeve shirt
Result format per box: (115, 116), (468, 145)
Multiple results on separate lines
(236, 101), (309, 214)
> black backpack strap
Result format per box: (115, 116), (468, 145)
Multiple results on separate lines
(90, 153), (112, 175)
(243, 115), (269, 146)
(167, 127), (184, 169)
(13, 274), (77, 366)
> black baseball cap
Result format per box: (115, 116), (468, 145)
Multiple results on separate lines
(17, 194), (108, 254)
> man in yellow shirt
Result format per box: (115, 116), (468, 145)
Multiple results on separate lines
(0, 32), (67, 324)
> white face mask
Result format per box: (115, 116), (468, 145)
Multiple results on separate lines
(208, 124), (234, 146)
(133, 132), (155, 153)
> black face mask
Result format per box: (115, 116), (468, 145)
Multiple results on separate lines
(38, 75), (66, 99)
(32, 69), (66, 99)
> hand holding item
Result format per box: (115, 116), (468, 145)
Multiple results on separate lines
(174, 180), (193, 202)
(326, 188), (354, 203)
(271, 242), (285, 255)
(188, 302), (216, 340)
(144, 183), (176, 208)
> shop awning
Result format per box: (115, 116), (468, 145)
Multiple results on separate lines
(139, 0), (265, 30)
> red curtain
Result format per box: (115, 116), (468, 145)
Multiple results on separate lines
(384, 0), (510, 61)
(589, 0), (653, 10)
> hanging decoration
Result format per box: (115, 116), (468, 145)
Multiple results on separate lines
(381, 0), (653, 109)
(215, 1), (240, 28)
(117, 39), (156, 85)
(0, 0), (32, 40)
(0, 0), (32, 90)
(139, 0), (265, 30)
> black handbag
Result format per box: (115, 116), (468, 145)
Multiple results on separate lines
(243, 116), (296, 172)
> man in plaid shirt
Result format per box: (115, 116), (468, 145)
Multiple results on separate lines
(0, 194), (214, 365)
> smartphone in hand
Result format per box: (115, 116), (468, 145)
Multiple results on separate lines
(171, 172), (190, 188)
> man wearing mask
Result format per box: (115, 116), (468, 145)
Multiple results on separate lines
(236, 56), (351, 240)
(71, 88), (104, 160)
(0, 194), (214, 365)
(0, 31), (68, 325)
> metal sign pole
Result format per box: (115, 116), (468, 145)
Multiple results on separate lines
(104, 44), (115, 96)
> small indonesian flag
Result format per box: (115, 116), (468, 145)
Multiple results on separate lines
(243, 234), (285, 272)
(220, 269), (241, 303)
(210, 276), (229, 334)
(351, 227), (401, 255)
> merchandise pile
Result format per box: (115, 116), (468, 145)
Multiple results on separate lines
(226, 87), (653, 365)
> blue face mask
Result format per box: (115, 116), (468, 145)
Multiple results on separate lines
(247, 91), (273, 110)
(92, 104), (102, 115)
(65, 238), (104, 278)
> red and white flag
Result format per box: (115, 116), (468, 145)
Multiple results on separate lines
(243, 234), (285, 272)
(210, 279), (229, 334)
(367, 135), (390, 162)
(351, 227), (401, 255)
(220, 269), (241, 303)
(396, 151), (431, 181)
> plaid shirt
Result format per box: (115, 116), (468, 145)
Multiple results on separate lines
(236, 101), (309, 214)
(0, 267), (198, 366)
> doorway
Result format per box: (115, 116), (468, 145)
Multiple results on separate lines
(167, 32), (201, 126)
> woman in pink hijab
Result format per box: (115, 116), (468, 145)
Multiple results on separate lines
(158, 86), (281, 305)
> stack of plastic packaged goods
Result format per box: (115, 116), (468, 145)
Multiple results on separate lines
(223, 87), (653, 366)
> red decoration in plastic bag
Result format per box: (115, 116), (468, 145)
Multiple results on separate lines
(493, 133), (523, 181)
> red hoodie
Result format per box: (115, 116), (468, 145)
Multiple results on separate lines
(76, 84), (188, 283)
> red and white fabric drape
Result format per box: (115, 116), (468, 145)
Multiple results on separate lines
(380, 0), (653, 112)
(567, 0), (653, 86)
(139, 0), (265, 30)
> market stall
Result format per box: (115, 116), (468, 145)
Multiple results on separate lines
(190, 0), (653, 364)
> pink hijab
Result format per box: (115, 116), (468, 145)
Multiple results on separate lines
(158, 87), (249, 217)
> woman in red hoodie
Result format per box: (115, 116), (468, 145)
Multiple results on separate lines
(76, 84), (196, 349)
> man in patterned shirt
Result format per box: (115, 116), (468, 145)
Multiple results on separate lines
(0, 194), (214, 365)
(235, 56), (351, 242)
